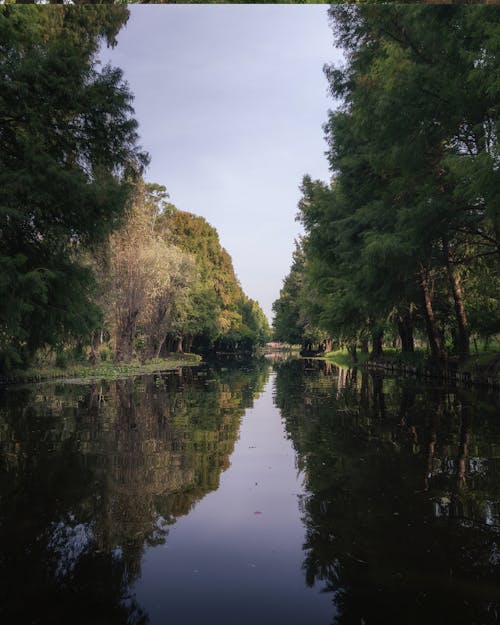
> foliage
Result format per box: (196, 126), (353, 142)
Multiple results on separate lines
(9, 354), (201, 384)
(94, 182), (196, 362)
(274, 4), (500, 362)
(0, 5), (148, 373)
(161, 210), (270, 353)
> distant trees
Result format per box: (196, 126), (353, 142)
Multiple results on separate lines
(272, 240), (323, 351)
(89, 184), (270, 363)
(93, 182), (196, 363)
(160, 210), (271, 354)
(0, 5), (148, 373)
(273, 4), (500, 361)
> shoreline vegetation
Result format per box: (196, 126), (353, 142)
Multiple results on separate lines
(321, 348), (500, 389)
(272, 6), (499, 385)
(2, 354), (202, 386)
(0, 7), (270, 380)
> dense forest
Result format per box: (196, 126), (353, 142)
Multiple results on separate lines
(273, 4), (499, 362)
(0, 5), (269, 375)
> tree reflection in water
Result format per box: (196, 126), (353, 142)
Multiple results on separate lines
(274, 359), (500, 625)
(0, 360), (270, 624)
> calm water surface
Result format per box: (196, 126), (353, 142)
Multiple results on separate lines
(1, 358), (500, 624)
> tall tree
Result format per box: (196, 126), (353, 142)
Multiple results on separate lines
(326, 3), (500, 358)
(95, 182), (195, 362)
(159, 210), (270, 353)
(0, 5), (148, 372)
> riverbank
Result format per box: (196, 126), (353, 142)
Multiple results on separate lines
(1, 354), (202, 386)
(323, 348), (500, 389)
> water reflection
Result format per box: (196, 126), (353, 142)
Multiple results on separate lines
(274, 359), (500, 625)
(0, 360), (270, 624)
(3, 357), (500, 625)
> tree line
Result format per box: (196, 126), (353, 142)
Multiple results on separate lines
(0, 5), (269, 374)
(273, 4), (499, 362)
(91, 181), (270, 364)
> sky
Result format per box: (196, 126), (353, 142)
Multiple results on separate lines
(100, 5), (341, 322)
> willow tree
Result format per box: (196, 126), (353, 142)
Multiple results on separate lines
(0, 5), (148, 372)
(97, 183), (195, 362)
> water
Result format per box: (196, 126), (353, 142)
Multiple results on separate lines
(1, 358), (500, 624)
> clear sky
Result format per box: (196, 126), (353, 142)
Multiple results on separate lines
(100, 5), (341, 322)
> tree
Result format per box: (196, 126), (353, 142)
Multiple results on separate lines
(159, 210), (270, 353)
(273, 239), (313, 346)
(95, 182), (195, 362)
(288, 4), (499, 363)
(0, 5), (148, 372)
(326, 4), (500, 358)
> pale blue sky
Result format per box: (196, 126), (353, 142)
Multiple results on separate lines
(100, 5), (340, 322)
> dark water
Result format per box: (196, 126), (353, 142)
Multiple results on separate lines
(1, 358), (500, 625)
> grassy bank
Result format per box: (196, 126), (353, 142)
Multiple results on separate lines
(323, 347), (500, 387)
(4, 354), (202, 385)
(323, 348), (370, 369)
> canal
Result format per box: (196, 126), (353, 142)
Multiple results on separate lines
(1, 358), (499, 624)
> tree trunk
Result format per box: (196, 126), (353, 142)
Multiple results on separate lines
(144, 337), (155, 362)
(185, 335), (193, 353)
(419, 268), (446, 362)
(88, 329), (100, 365)
(154, 335), (167, 359)
(444, 243), (469, 357)
(360, 336), (369, 353)
(397, 312), (414, 353)
(176, 336), (183, 353)
(115, 311), (138, 363)
(347, 342), (357, 363)
(370, 330), (384, 360)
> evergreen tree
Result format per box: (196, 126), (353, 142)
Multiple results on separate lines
(0, 5), (148, 372)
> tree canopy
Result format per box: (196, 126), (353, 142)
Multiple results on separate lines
(0, 7), (269, 373)
(0, 5), (148, 372)
(159, 210), (270, 354)
(273, 4), (500, 361)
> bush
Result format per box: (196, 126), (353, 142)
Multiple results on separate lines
(55, 350), (69, 369)
(99, 345), (112, 362)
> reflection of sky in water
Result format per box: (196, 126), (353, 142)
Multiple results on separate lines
(48, 515), (94, 578)
(3, 361), (500, 625)
(136, 375), (333, 625)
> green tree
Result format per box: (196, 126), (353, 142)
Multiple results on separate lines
(291, 4), (499, 363)
(0, 5), (148, 372)
(326, 4), (500, 358)
(272, 240), (309, 346)
(159, 210), (269, 353)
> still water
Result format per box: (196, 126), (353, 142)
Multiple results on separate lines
(1, 358), (500, 624)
